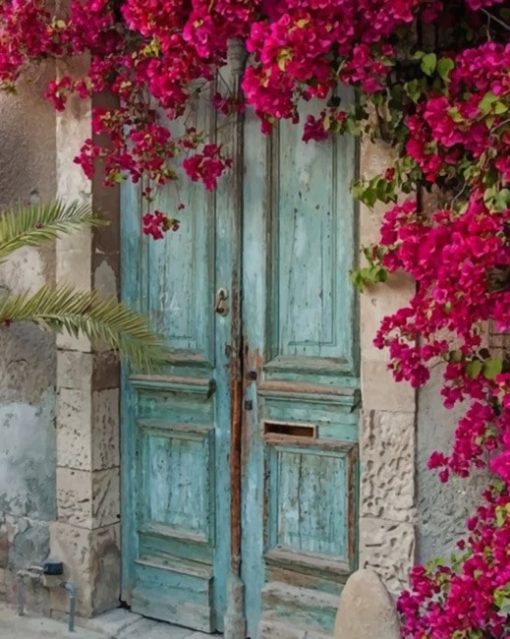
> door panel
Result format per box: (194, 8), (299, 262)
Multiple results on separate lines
(121, 79), (239, 632)
(266, 104), (356, 372)
(145, 188), (214, 360)
(242, 95), (359, 639)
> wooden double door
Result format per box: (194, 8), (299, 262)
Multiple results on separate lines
(121, 77), (359, 639)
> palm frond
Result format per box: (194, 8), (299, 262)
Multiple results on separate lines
(0, 286), (167, 370)
(0, 200), (104, 262)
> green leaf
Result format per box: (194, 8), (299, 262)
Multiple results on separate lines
(405, 79), (422, 103)
(375, 266), (388, 283)
(420, 53), (437, 77)
(466, 359), (483, 379)
(495, 505), (507, 528)
(345, 117), (361, 136)
(0, 286), (166, 371)
(494, 584), (510, 614)
(448, 106), (464, 124)
(0, 200), (104, 262)
(479, 91), (499, 115)
(449, 350), (463, 363)
(437, 57), (454, 84)
(483, 357), (503, 381)
(277, 48), (292, 71)
(351, 181), (378, 208)
(493, 188), (510, 212)
(494, 101), (509, 115)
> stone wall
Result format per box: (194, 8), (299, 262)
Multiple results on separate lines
(357, 138), (417, 595)
(357, 140), (483, 587)
(416, 368), (487, 564)
(0, 70), (57, 606)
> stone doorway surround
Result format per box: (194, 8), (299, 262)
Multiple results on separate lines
(50, 59), (418, 619)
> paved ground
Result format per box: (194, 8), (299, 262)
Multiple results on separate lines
(0, 603), (215, 639)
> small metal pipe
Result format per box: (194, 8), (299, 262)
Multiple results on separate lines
(61, 581), (76, 632)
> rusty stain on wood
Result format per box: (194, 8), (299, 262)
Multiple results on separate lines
(347, 444), (359, 567)
(229, 293), (243, 570)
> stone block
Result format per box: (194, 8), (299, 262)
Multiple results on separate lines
(49, 522), (120, 617)
(91, 389), (119, 470)
(0, 321), (55, 405)
(361, 360), (415, 413)
(360, 411), (416, 522)
(55, 227), (92, 353)
(56, 388), (92, 470)
(57, 468), (120, 529)
(359, 273), (414, 364)
(91, 469), (120, 527)
(333, 569), (400, 639)
(359, 517), (415, 594)
(57, 350), (119, 392)
(1, 247), (47, 295)
(57, 351), (93, 391)
(56, 88), (92, 204)
(57, 388), (118, 471)
(91, 351), (119, 391)
(359, 138), (396, 186)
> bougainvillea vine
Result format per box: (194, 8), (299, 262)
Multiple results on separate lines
(0, 0), (510, 637)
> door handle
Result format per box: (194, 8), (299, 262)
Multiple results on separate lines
(214, 288), (229, 316)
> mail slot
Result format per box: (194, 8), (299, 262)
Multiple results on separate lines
(264, 421), (317, 439)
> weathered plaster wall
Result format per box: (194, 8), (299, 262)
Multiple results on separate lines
(0, 72), (57, 605)
(0, 66), (121, 616)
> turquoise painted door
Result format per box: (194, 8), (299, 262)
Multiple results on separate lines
(120, 77), (240, 633)
(241, 96), (359, 639)
(121, 80), (359, 637)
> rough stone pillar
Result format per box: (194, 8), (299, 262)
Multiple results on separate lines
(50, 64), (121, 617)
(358, 138), (417, 595)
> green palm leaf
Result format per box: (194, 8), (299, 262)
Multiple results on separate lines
(0, 200), (103, 262)
(0, 286), (167, 370)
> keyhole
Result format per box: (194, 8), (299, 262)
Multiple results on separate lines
(215, 288), (229, 316)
